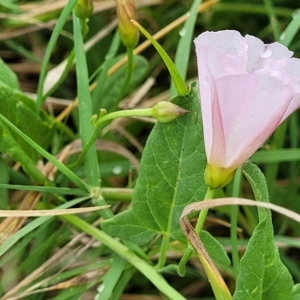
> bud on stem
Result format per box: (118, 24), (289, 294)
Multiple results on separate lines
(116, 0), (139, 48)
(74, 0), (93, 20)
(151, 101), (189, 123)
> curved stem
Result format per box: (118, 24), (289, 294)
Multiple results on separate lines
(95, 108), (153, 127)
(68, 107), (153, 168)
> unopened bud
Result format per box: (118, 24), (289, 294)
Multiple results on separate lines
(116, 0), (139, 48)
(151, 101), (188, 123)
(74, 0), (93, 20)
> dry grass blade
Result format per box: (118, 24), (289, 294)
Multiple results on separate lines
(181, 198), (300, 224)
(0, 145), (74, 243)
(180, 203), (232, 299)
(179, 197), (300, 298)
(1, 220), (103, 299)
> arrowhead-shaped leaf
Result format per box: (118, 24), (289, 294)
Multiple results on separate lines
(101, 81), (207, 244)
(233, 163), (293, 300)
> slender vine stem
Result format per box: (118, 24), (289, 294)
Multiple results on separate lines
(69, 107), (153, 168)
(114, 47), (135, 110)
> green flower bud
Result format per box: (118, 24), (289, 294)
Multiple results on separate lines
(74, 0), (93, 20)
(116, 0), (139, 48)
(151, 101), (188, 123)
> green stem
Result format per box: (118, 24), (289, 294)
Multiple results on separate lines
(194, 187), (215, 233)
(62, 214), (186, 300)
(156, 235), (170, 269)
(114, 47), (134, 110)
(178, 186), (215, 276)
(95, 108), (153, 127)
(69, 107), (153, 168)
(231, 167), (242, 278)
(102, 188), (133, 201)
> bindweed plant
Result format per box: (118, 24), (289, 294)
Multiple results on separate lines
(1, 0), (300, 299)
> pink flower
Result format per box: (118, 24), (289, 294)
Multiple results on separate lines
(195, 30), (300, 188)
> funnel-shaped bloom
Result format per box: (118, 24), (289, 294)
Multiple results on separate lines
(195, 30), (300, 188)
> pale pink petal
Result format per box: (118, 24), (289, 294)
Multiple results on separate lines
(195, 32), (247, 156)
(196, 30), (247, 54)
(195, 31), (248, 80)
(261, 58), (300, 121)
(210, 73), (294, 168)
(245, 35), (293, 72)
(195, 30), (300, 173)
(244, 35), (264, 72)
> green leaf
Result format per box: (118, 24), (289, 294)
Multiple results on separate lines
(292, 283), (300, 300)
(101, 81), (207, 244)
(0, 81), (54, 183)
(91, 54), (148, 113)
(200, 230), (231, 270)
(233, 162), (293, 300)
(0, 57), (19, 89)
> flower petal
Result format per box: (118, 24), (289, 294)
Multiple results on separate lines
(195, 30), (300, 181)
(210, 73), (294, 168)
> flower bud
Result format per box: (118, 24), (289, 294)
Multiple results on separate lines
(74, 0), (93, 20)
(204, 164), (236, 189)
(116, 0), (139, 48)
(151, 101), (188, 123)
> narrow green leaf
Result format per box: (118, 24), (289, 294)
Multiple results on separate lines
(279, 9), (300, 47)
(251, 149), (300, 163)
(101, 81), (207, 244)
(233, 162), (293, 300)
(36, 0), (77, 111)
(0, 113), (89, 191)
(132, 20), (187, 96)
(0, 184), (86, 196)
(73, 13), (100, 188)
(96, 255), (127, 300)
(170, 0), (202, 97)
(263, 0), (280, 41)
